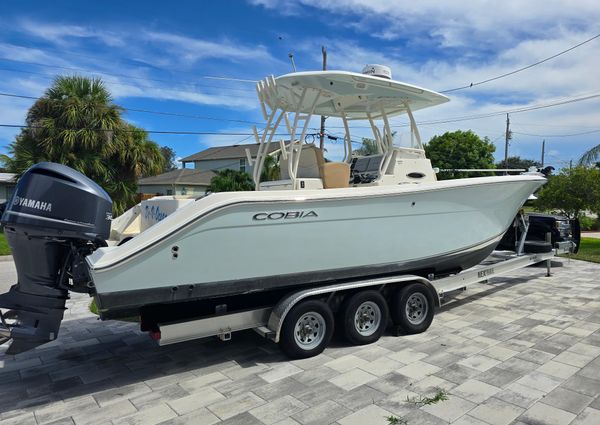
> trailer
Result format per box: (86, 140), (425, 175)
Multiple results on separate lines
(147, 235), (573, 359)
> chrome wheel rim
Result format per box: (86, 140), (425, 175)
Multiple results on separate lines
(294, 312), (326, 350)
(354, 301), (382, 336)
(405, 293), (428, 325)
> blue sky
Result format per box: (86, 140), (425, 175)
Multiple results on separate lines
(1, 0), (599, 169)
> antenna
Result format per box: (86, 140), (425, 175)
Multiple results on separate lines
(288, 53), (297, 72)
(319, 46), (327, 150)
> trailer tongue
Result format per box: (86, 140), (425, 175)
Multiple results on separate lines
(0, 162), (112, 354)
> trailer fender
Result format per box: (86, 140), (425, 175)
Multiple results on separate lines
(267, 275), (436, 343)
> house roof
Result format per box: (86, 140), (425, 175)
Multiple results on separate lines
(138, 169), (216, 187)
(0, 173), (17, 183)
(181, 142), (286, 162)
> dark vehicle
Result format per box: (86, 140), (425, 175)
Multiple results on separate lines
(498, 212), (580, 254)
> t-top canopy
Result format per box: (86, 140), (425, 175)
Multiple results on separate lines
(258, 71), (449, 120)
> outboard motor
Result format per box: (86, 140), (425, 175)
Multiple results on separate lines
(0, 163), (112, 354)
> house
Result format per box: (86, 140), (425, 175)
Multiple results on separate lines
(137, 168), (215, 197)
(137, 142), (287, 197)
(0, 173), (16, 203)
(180, 142), (285, 174)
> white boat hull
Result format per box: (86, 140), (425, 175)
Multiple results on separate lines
(86, 175), (545, 314)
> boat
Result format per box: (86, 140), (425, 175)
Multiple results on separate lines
(0, 65), (546, 354)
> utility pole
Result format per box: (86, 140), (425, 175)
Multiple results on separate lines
(319, 46), (327, 151)
(503, 113), (511, 175)
(541, 139), (545, 167)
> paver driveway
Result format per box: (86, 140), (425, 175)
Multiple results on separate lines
(1, 258), (599, 425)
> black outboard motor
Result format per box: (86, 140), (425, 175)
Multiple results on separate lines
(0, 163), (112, 354)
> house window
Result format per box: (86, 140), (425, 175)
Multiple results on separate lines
(166, 189), (173, 196)
(240, 158), (246, 172)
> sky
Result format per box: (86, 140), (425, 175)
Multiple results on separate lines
(1, 0), (599, 170)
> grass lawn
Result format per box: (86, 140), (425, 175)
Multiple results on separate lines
(0, 231), (11, 256)
(561, 237), (600, 264)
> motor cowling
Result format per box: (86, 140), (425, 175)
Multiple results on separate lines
(0, 162), (112, 354)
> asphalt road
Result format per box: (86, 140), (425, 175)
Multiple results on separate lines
(0, 258), (16, 294)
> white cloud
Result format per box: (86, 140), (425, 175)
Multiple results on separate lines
(0, 42), (69, 65)
(143, 31), (274, 65)
(105, 78), (258, 110)
(18, 19), (125, 47)
(251, 0), (600, 48)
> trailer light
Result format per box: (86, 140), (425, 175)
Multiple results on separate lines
(149, 330), (161, 341)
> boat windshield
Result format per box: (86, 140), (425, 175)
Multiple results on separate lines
(392, 128), (425, 150)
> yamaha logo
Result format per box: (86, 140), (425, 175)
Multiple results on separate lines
(253, 211), (318, 221)
(12, 195), (52, 212)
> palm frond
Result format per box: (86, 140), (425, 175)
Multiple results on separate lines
(579, 144), (600, 166)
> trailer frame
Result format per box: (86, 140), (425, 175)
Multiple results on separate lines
(155, 240), (572, 351)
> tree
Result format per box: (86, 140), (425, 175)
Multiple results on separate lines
(424, 130), (496, 179)
(579, 143), (600, 166)
(207, 169), (254, 192)
(497, 156), (540, 174)
(4, 75), (164, 215)
(260, 154), (280, 182)
(160, 146), (178, 172)
(353, 138), (380, 156)
(535, 166), (600, 219)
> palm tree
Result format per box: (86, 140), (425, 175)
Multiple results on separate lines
(579, 144), (600, 167)
(5, 75), (164, 215)
(352, 138), (379, 156)
(208, 169), (254, 192)
(260, 154), (281, 182)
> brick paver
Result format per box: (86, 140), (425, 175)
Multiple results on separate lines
(1, 258), (599, 424)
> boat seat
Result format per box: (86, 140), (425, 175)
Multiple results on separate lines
(280, 144), (323, 180)
(351, 154), (384, 183)
(279, 144), (349, 188)
(321, 162), (350, 188)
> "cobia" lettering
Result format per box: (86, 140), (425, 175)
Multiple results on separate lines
(252, 211), (318, 221)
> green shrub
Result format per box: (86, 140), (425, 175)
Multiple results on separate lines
(579, 216), (600, 231)
(580, 216), (594, 231)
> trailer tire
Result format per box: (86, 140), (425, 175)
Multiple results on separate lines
(340, 290), (388, 345)
(391, 283), (434, 334)
(279, 299), (334, 359)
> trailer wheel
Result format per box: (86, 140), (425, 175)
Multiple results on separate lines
(279, 299), (334, 359)
(391, 283), (434, 334)
(340, 290), (388, 345)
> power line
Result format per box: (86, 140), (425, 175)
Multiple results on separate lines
(512, 129), (600, 138)
(124, 108), (260, 125)
(441, 32), (600, 93)
(3, 43), (262, 84)
(3, 89), (600, 137)
(418, 92), (600, 125)
(0, 123), (292, 137)
(0, 57), (258, 86)
(0, 67), (257, 100)
(4, 89), (600, 132)
(327, 92), (600, 129)
(0, 92), (262, 125)
(0, 65), (255, 93)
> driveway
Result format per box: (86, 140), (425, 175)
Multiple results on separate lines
(1, 259), (599, 425)
(0, 258), (15, 295)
